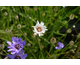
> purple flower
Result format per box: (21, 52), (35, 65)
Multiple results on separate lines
(7, 50), (27, 59)
(63, 6), (65, 8)
(55, 41), (64, 50)
(7, 37), (26, 54)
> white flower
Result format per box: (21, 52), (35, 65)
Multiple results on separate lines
(32, 21), (48, 36)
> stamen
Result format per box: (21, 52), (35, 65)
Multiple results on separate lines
(14, 56), (21, 59)
(36, 27), (42, 32)
(57, 45), (59, 47)
(15, 44), (19, 50)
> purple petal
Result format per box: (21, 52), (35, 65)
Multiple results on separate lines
(18, 37), (22, 42)
(57, 41), (61, 45)
(7, 46), (12, 48)
(22, 54), (27, 59)
(61, 43), (64, 48)
(12, 37), (18, 43)
(55, 47), (61, 50)
(63, 6), (65, 8)
(12, 37), (17, 44)
(20, 50), (24, 54)
(55, 47), (58, 49)
(7, 49), (14, 52)
(15, 49), (21, 53)
(11, 51), (16, 54)
(12, 37), (15, 41)
(57, 47), (61, 50)
(18, 50), (25, 57)
(7, 54), (14, 59)
(22, 40), (26, 46)
(7, 41), (12, 46)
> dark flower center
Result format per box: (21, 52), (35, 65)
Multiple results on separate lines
(15, 44), (21, 50)
(14, 56), (21, 59)
(57, 45), (59, 47)
(36, 27), (42, 32)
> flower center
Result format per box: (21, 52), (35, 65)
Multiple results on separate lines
(15, 44), (20, 50)
(36, 27), (42, 32)
(14, 56), (21, 59)
(57, 45), (59, 47)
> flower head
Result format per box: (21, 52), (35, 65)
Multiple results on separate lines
(7, 50), (27, 59)
(17, 24), (21, 29)
(32, 21), (48, 36)
(4, 12), (8, 16)
(77, 33), (80, 38)
(69, 14), (74, 20)
(54, 7), (58, 12)
(7, 37), (26, 54)
(50, 37), (56, 44)
(66, 29), (72, 33)
(55, 42), (64, 50)
(69, 40), (74, 46)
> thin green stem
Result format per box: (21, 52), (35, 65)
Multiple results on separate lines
(38, 38), (44, 59)
(29, 48), (37, 59)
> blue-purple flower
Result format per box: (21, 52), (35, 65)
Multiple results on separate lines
(7, 37), (26, 54)
(7, 50), (27, 59)
(55, 41), (64, 50)
(63, 6), (65, 8)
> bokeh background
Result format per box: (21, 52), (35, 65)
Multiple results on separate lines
(0, 6), (80, 59)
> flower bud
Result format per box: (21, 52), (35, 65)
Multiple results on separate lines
(54, 7), (58, 12)
(40, 45), (44, 49)
(17, 24), (21, 29)
(38, 38), (41, 42)
(71, 34), (74, 37)
(50, 37), (56, 44)
(73, 25), (76, 28)
(0, 44), (5, 49)
(69, 14), (74, 20)
(23, 32), (27, 37)
(26, 7), (29, 11)
(77, 33), (80, 38)
(74, 45), (77, 48)
(32, 34), (35, 38)
(15, 15), (19, 20)
(70, 49), (75, 53)
(4, 12), (8, 16)
(43, 12), (45, 16)
(34, 7), (37, 11)
(69, 40), (74, 46)
(27, 43), (31, 47)
(66, 29), (72, 33)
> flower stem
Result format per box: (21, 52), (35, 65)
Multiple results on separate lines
(29, 48), (37, 59)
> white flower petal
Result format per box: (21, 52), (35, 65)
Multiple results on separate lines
(37, 20), (39, 24)
(38, 33), (43, 36)
(34, 33), (37, 35)
(42, 30), (45, 33)
(41, 21), (44, 25)
(33, 30), (35, 32)
(45, 29), (48, 31)
(39, 33), (41, 36)
(32, 26), (35, 27)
